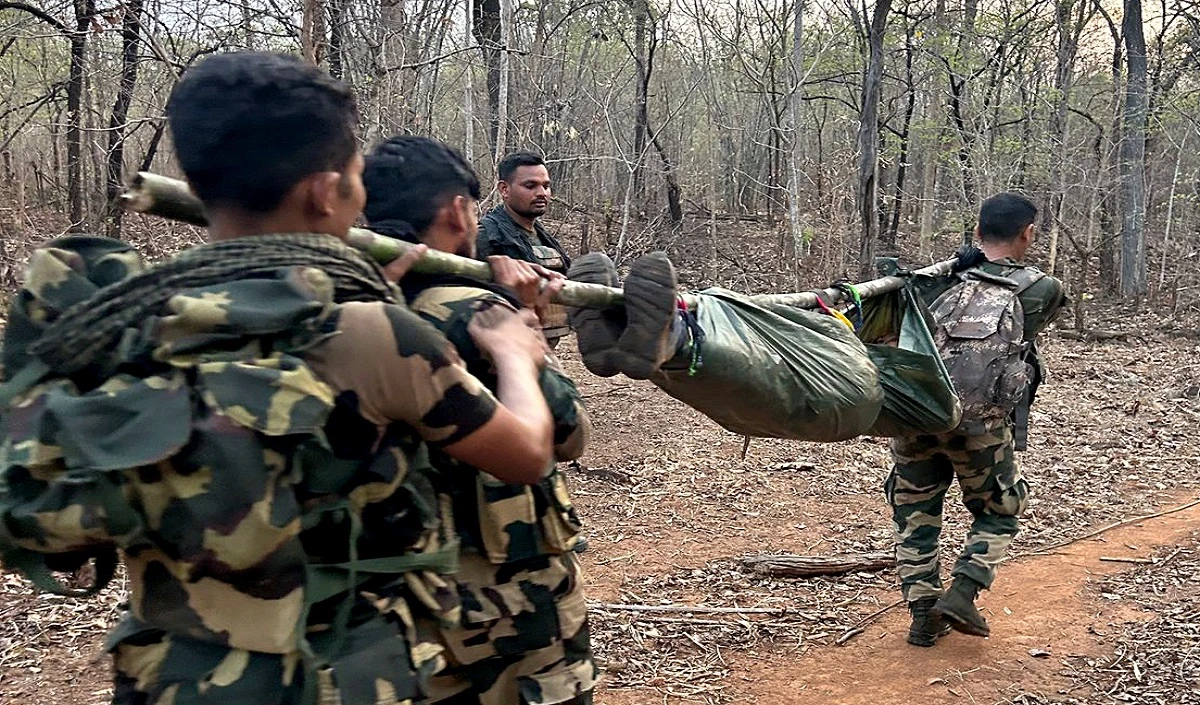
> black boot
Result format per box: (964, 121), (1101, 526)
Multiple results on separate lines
(907, 596), (951, 647)
(567, 253), (626, 377)
(932, 577), (990, 637)
(618, 252), (680, 380)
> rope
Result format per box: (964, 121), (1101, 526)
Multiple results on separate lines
(30, 234), (397, 376)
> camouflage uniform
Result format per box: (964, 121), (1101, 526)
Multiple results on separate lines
(0, 234), (502, 704)
(476, 207), (572, 346)
(887, 258), (1067, 601)
(403, 280), (598, 705)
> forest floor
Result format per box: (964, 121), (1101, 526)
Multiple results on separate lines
(2, 307), (1198, 705)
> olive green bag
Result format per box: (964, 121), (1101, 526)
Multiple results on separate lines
(653, 288), (885, 442)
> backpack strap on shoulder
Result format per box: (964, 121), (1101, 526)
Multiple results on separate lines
(1006, 266), (1046, 295)
(0, 359), (51, 407)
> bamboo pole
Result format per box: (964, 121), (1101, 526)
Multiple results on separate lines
(119, 171), (957, 310)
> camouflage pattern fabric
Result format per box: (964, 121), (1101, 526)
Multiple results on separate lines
(885, 258), (1065, 603)
(475, 207), (572, 345)
(912, 258), (1068, 344)
(886, 423), (1029, 601)
(928, 266), (1044, 430)
(0, 234), (504, 705)
(406, 284), (598, 705)
(419, 553), (595, 705)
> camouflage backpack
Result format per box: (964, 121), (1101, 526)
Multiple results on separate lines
(0, 235), (459, 703)
(928, 266), (1045, 427)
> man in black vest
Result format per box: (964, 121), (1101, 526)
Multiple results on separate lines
(477, 152), (572, 346)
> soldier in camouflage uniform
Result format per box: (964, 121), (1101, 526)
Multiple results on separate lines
(887, 193), (1068, 646)
(0, 52), (557, 705)
(476, 152), (573, 347)
(362, 135), (598, 705)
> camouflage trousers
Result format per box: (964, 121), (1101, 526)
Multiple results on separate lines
(886, 423), (1030, 602)
(110, 592), (444, 705)
(419, 551), (598, 705)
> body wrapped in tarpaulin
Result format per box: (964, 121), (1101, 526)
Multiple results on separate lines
(651, 288), (884, 441)
(648, 284), (961, 442)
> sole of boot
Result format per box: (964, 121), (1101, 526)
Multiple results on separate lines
(618, 252), (678, 380)
(567, 253), (623, 377)
(930, 603), (991, 637)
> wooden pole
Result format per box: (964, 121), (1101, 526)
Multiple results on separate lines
(119, 171), (957, 310)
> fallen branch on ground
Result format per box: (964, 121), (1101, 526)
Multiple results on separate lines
(1059, 329), (1131, 342)
(739, 552), (894, 578)
(588, 602), (785, 615)
(1023, 496), (1200, 556)
(835, 598), (906, 646)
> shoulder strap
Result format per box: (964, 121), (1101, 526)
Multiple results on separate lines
(1007, 266), (1046, 295)
(0, 359), (50, 407)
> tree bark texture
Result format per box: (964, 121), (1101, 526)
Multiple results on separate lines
(856, 0), (892, 278)
(740, 552), (894, 578)
(103, 0), (144, 237)
(1119, 0), (1148, 297)
(67, 0), (96, 229)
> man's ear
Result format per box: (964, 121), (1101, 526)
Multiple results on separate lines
(445, 195), (471, 234)
(308, 172), (341, 216)
(1022, 222), (1036, 243)
(497, 180), (510, 199)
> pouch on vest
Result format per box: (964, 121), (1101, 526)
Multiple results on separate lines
(538, 470), (584, 554)
(529, 244), (570, 339)
(475, 470), (582, 564)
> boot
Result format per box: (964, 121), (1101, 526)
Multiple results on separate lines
(907, 596), (951, 647)
(618, 252), (680, 380)
(566, 253), (626, 377)
(932, 577), (990, 637)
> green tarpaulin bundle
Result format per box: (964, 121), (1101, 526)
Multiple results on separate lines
(650, 284), (961, 442)
(856, 285), (962, 437)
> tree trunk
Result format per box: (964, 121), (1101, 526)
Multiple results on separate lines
(1098, 4), (1122, 294)
(472, 0), (501, 155)
(301, 0), (326, 65)
(631, 0), (649, 200)
(786, 0), (807, 264)
(494, 0), (512, 160)
(1119, 0), (1147, 297)
(885, 21), (917, 251)
(103, 0), (144, 237)
(463, 0), (476, 165)
(327, 0), (348, 78)
(67, 0), (96, 230)
(1045, 0), (1080, 277)
(856, 0), (892, 278)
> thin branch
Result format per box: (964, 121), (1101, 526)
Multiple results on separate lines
(0, 0), (70, 34)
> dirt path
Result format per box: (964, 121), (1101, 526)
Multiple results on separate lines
(597, 496), (1200, 705)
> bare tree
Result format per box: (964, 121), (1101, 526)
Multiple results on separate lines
(1119, 0), (1147, 297)
(856, 0), (892, 277)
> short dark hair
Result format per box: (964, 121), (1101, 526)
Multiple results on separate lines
(977, 192), (1038, 242)
(166, 52), (359, 213)
(362, 136), (481, 235)
(497, 151), (546, 182)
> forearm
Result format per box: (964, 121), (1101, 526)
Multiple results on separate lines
(493, 352), (554, 463)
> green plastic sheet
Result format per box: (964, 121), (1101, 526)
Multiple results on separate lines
(650, 283), (961, 442)
(857, 286), (962, 437)
(653, 288), (884, 442)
